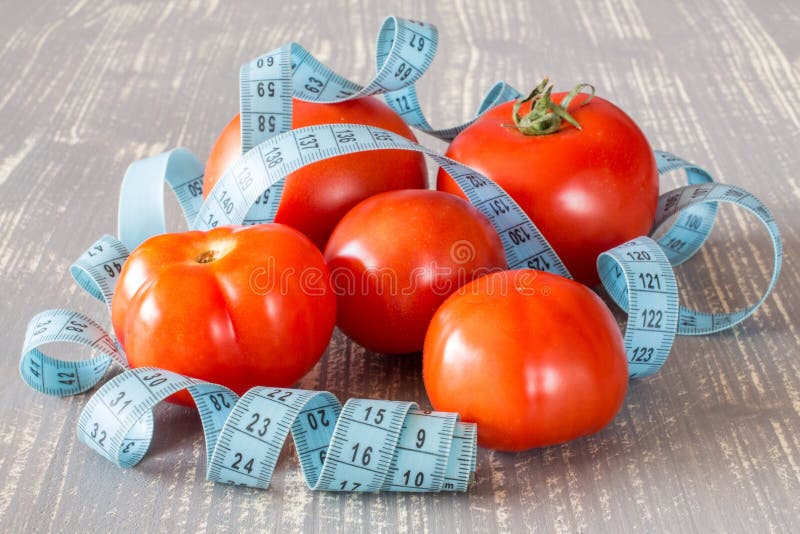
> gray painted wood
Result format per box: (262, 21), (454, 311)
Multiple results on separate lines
(0, 0), (798, 532)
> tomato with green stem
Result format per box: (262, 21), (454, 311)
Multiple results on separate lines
(438, 79), (659, 286)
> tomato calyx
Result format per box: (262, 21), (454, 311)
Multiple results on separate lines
(195, 250), (218, 263)
(512, 77), (595, 135)
(194, 235), (236, 264)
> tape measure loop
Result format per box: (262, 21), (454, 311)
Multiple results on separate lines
(68, 234), (129, 307)
(74, 368), (476, 492)
(19, 234), (133, 397)
(117, 148), (205, 252)
(652, 150), (719, 267)
(652, 183), (782, 335)
(69, 234), (129, 307)
(598, 236), (679, 377)
(380, 409), (457, 492)
(20, 309), (125, 396)
(234, 16), (521, 223)
(78, 367), (196, 467)
(314, 399), (415, 491)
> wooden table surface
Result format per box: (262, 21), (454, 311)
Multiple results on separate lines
(1, 0), (798, 532)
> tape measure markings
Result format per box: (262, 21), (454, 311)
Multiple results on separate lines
(118, 148), (206, 251)
(374, 19), (520, 140)
(653, 183), (782, 335)
(69, 234), (130, 305)
(652, 150), (719, 267)
(20, 308), (124, 396)
(445, 423), (477, 491)
(77, 371), (474, 492)
(598, 237), (679, 377)
(382, 410), (456, 492)
(235, 17), (520, 224)
(197, 123), (572, 287)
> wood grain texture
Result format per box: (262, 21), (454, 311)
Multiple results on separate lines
(1, 0), (798, 532)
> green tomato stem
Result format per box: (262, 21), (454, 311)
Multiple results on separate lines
(512, 78), (595, 135)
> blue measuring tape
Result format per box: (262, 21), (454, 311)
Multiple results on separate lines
(78, 367), (475, 491)
(19, 16), (782, 491)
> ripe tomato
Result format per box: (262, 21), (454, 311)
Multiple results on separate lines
(324, 189), (507, 354)
(423, 269), (628, 451)
(438, 86), (658, 286)
(111, 224), (336, 405)
(204, 97), (428, 250)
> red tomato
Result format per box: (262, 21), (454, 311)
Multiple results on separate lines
(324, 189), (507, 354)
(423, 269), (628, 451)
(204, 97), (428, 250)
(438, 90), (658, 286)
(111, 224), (336, 405)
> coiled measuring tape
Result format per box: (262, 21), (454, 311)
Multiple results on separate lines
(78, 367), (474, 491)
(234, 16), (520, 224)
(19, 16), (782, 490)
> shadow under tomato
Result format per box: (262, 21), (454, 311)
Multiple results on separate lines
(296, 328), (432, 408)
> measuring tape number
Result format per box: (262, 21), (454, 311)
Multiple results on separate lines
(78, 367), (475, 492)
(19, 16), (782, 491)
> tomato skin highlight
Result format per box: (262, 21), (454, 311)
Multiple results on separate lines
(111, 224), (337, 405)
(437, 92), (658, 286)
(324, 189), (507, 355)
(204, 97), (428, 250)
(423, 269), (628, 451)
